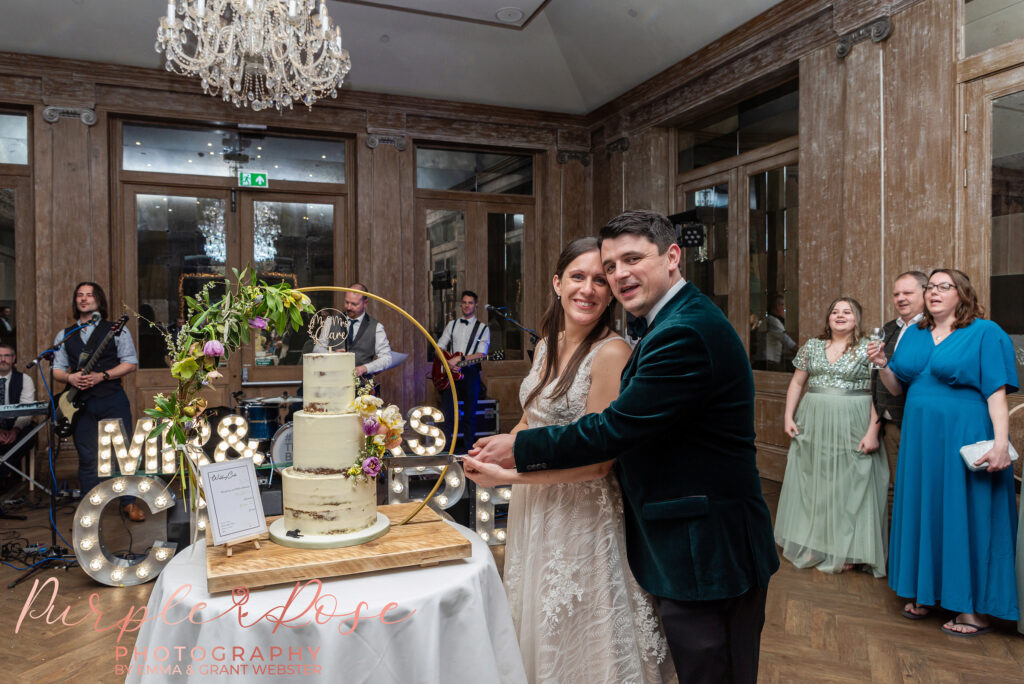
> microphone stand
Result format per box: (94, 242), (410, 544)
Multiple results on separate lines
(7, 323), (94, 587)
(487, 307), (541, 345)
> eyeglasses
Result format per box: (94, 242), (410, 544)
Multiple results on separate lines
(924, 283), (956, 293)
(0, 353), (14, 359)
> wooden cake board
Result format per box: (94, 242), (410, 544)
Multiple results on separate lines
(204, 503), (472, 593)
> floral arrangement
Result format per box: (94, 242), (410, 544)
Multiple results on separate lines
(350, 380), (405, 481)
(141, 267), (315, 479)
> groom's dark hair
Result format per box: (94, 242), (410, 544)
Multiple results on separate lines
(598, 210), (676, 254)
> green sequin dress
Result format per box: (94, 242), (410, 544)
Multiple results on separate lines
(773, 337), (889, 577)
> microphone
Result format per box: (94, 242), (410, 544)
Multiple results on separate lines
(485, 304), (507, 312)
(90, 311), (102, 323)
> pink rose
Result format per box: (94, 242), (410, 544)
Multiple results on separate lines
(203, 340), (225, 357)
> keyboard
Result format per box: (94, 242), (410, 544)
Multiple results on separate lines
(0, 401), (49, 418)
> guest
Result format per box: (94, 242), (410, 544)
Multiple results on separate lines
(753, 294), (796, 371)
(870, 269), (1019, 636)
(0, 343), (36, 494)
(871, 271), (927, 476)
(774, 297), (888, 576)
(0, 306), (14, 346)
(464, 237), (673, 683)
(436, 290), (490, 451)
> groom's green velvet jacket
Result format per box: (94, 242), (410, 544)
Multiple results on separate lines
(514, 282), (779, 601)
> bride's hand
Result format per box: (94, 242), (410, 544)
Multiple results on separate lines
(462, 455), (516, 488)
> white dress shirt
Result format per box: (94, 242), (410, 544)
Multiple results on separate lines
(437, 316), (491, 357)
(0, 370), (35, 430)
(645, 277), (688, 326)
(349, 313), (393, 375)
(52, 321), (138, 370)
(894, 312), (924, 350)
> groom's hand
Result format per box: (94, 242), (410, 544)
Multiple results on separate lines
(468, 434), (516, 469)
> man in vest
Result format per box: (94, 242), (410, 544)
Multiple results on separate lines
(52, 282), (142, 520)
(437, 290), (491, 451)
(337, 283), (392, 378)
(0, 343), (36, 494)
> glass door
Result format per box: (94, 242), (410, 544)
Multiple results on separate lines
(0, 175), (31, 357)
(126, 186), (237, 413)
(237, 192), (347, 384)
(964, 66), (1024, 384)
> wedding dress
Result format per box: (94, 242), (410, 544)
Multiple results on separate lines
(503, 338), (674, 684)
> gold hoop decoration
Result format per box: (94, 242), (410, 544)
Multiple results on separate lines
(298, 286), (458, 526)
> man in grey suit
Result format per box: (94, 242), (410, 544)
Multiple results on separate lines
(468, 210), (778, 683)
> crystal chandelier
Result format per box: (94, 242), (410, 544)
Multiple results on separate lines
(199, 203), (227, 262)
(156, 0), (351, 112)
(253, 204), (282, 263)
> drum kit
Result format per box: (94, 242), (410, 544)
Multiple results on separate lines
(228, 394), (301, 470)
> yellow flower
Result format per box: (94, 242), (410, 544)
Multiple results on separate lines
(380, 405), (405, 432)
(351, 394), (383, 418)
(347, 465), (361, 477)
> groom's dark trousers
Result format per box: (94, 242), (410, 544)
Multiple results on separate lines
(514, 283), (779, 684)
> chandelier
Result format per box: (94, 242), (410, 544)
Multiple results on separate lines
(198, 202), (282, 263)
(156, 0), (351, 112)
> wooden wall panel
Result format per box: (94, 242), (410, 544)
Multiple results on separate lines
(882, 0), (956, 285)
(560, 158), (587, 244)
(623, 128), (670, 214)
(839, 44), (884, 327)
(798, 46), (846, 346)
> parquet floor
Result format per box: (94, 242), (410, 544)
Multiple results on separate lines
(0, 479), (1021, 683)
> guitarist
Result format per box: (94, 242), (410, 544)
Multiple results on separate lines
(436, 290), (490, 452)
(52, 282), (142, 521)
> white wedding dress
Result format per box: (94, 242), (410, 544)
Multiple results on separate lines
(503, 338), (674, 684)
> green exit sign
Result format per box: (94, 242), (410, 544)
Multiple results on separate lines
(238, 171), (269, 188)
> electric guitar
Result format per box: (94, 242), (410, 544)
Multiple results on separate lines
(54, 314), (130, 438)
(431, 350), (504, 392)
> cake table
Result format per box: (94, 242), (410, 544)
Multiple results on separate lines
(125, 520), (526, 683)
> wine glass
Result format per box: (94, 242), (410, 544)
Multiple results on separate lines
(868, 326), (885, 369)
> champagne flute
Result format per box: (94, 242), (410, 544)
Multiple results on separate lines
(868, 326), (885, 369)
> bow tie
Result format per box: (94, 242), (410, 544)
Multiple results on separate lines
(627, 316), (649, 340)
(458, 319), (469, 325)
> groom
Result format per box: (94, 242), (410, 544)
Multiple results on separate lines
(468, 210), (779, 683)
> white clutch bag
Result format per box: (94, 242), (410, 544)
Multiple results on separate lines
(959, 440), (1019, 471)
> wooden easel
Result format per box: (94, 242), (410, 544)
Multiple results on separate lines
(223, 535), (263, 558)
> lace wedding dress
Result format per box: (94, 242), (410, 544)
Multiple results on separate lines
(503, 338), (674, 684)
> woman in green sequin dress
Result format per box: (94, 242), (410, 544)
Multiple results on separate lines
(774, 297), (889, 576)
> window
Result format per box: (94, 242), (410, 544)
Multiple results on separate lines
(0, 113), (28, 165)
(677, 80), (798, 175)
(123, 123), (346, 183)
(963, 0), (1024, 57)
(749, 165), (799, 373)
(416, 147), (532, 194)
(683, 184), (730, 316)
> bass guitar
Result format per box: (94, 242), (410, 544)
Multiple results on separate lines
(431, 350), (504, 392)
(54, 314), (130, 438)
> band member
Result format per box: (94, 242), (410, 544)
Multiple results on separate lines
(52, 282), (141, 520)
(313, 283), (392, 377)
(0, 343), (36, 494)
(437, 290), (490, 451)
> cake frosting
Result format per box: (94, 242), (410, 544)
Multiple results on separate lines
(280, 352), (377, 536)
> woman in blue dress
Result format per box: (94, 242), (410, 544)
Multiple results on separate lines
(869, 269), (1019, 637)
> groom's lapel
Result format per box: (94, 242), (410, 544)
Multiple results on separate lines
(619, 282), (697, 386)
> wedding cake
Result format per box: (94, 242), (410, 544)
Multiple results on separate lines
(279, 353), (378, 536)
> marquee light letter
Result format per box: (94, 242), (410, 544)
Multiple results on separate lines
(404, 406), (446, 456)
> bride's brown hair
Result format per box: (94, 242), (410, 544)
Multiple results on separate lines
(523, 237), (617, 408)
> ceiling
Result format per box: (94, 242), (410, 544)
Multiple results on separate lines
(0, 0), (781, 114)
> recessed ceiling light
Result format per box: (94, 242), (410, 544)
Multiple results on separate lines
(495, 7), (524, 23)
(628, 8), (638, 18)
(135, 141), (141, 145)
(380, 34), (390, 43)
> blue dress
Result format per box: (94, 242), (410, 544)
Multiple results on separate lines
(888, 319), (1020, 620)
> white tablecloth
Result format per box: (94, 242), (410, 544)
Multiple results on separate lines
(126, 522), (526, 683)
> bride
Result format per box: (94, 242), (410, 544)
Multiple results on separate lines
(464, 237), (674, 683)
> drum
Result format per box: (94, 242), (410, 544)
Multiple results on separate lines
(241, 402), (278, 441)
(270, 422), (293, 468)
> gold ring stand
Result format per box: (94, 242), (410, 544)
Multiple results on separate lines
(297, 286), (459, 526)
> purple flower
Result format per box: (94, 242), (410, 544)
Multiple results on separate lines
(248, 316), (269, 330)
(362, 456), (382, 477)
(203, 340), (225, 357)
(362, 417), (380, 436)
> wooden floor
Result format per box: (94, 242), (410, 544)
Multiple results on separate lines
(1, 480), (1021, 683)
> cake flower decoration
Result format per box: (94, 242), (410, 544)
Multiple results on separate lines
(348, 379), (403, 482)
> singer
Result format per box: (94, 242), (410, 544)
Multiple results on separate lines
(51, 282), (141, 520)
(437, 290), (490, 451)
